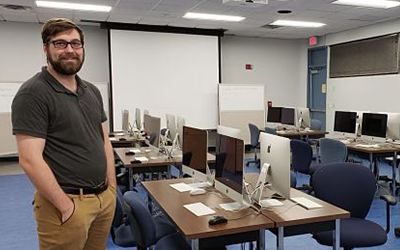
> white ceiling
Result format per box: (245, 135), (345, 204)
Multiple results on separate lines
(0, 0), (400, 39)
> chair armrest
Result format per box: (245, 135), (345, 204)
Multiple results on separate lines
(117, 172), (127, 179)
(380, 195), (398, 206)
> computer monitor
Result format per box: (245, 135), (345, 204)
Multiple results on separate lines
(281, 108), (296, 126)
(296, 107), (311, 128)
(182, 126), (209, 182)
(122, 109), (129, 133)
(333, 110), (357, 138)
(361, 112), (388, 143)
(385, 112), (400, 140)
(176, 116), (185, 148)
(135, 108), (141, 130)
(143, 114), (161, 147)
(217, 125), (241, 139)
(267, 107), (282, 123)
(258, 132), (291, 200)
(214, 133), (245, 204)
(166, 114), (177, 141)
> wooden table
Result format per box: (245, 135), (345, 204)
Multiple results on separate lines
(114, 146), (216, 190)
(276, 129), (328, 139)
(142, 178), (274, 250)
(109, 132), (146, 148)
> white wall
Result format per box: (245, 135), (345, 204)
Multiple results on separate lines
(221, 36), (308, 108)
(325, 18), (400, 133)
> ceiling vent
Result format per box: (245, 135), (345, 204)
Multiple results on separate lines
(0, 4), (32, 11)
(223, 0), (268, 7)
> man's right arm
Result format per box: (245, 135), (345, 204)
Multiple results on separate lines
(16, 134), (74, 223)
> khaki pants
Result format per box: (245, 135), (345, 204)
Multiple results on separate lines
(33, 185), (116, 250)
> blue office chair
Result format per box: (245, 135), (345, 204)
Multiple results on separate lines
(123, 191), (190, 250)
(290, 171), (297, 188)
(310, 138), (348, 174)
(246, 123), (260, 167)
(110, 187), (136, 247)
(310, 119), (322, 130)
(264, 127), (277, 135)
(312, 163), (397, 250)
(290, 139), (313, 191)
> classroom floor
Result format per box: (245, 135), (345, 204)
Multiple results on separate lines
(1, 158), (399, 250)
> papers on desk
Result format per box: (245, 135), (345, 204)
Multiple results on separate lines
(129, 149), (141, 153)
(357, 144), (380, 148)
(114, 132), (125, 136)
(291, 197), (322, 210)
(184, 202), (216, 217)
(150, 156), (167, 160)
(109, 137), (118, 141)
(144, 149), (152, 153)
(170, 183), (194, 192)
(259, 199), (284, 208)
(219, 202), (249, 211)
(135, 156), (149, 162)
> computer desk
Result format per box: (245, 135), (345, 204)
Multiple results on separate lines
(109, 133), (146, 148)
(245, 174), (350, 250)
(338, 139), (400, 196)
(114, 146), (216, 190)
(142, 178), (274, 250)
(276, 129), (328, 140)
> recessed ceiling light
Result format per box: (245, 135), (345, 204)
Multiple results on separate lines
(183, 12), (245, 22)
(270, 20), (326, 28)
(332, 0), (400, 9)
(36, 1), (112, 12)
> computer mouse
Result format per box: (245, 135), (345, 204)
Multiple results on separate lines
(125, 151), (135, 155)
(208, 216), (228, 225)
(119, 138), (127, 141)
(131, 160), (142, 164)
(189, 188), (206, 196)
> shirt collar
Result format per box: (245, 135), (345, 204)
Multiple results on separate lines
(42, 66), (87, 94)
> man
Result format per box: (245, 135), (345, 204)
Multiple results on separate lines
(11, 18), (116, 250)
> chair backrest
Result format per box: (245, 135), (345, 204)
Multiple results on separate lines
(290, 171), (297, 188)
(320, 138), (347, 164)
(265, 127), (277, 135)
(290, 139), (313, 174)
(248, 123), (260, 147)
(124, 191), (157, 247)
(112, 187), (126, 229)
(313, 163), (376, 218)
(310, 119), (322, 130)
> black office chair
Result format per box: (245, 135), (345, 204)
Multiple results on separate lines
(290, 139), (313, 191)
(246, 123), (260, 167)
(312, 163), (397, 250)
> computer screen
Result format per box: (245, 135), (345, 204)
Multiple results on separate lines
(122, 109), (129, 132)
(214, 134), (244, 203)
(361, 113), (388, 139)
(259, 132), (291, 199)
(334, 111), (357, 135)
(296, 107), (311, 128)
(176, 116), (185, 148)
(143, 114), (160, 147)
(281, 108), (295, 125)
(267, 107), (282, 123)
(386, 112), (400, 140)
(166, 114), (177, 141)
(135, 108), (141, 130)
(182, 126), (208, 178)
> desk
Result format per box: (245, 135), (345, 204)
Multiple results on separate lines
(109, 133), (146, 148)
(341, 140), (400, 195)
(276, 129), (328, 139)
(114, 146), (216, 190)
(142, 178), (274, 250)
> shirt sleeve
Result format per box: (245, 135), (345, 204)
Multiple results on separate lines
(12, 93), (48, 139)
(89, 84), (107, 123)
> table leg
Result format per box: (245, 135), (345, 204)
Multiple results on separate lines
(277, 227), (284, 250)
(167, 165), (171, 179)
(191, 239), (199, 250)
(393, 152), (397, 196)
(128, 168), (134, 191)
(333, 219), (340, 250)
(257, 229), (265, 250)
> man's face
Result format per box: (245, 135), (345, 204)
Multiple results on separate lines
(44, 29), (85, 75)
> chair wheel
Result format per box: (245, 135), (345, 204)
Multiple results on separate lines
(395, 227), (400, 238)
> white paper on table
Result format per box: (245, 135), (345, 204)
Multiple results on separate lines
(129, 149), (141, 153)
(115, 133), (125, 136)
(169, 183), (193, 192)
(184, 202), (216, 217)
(135, 156), (148, 162)
(109, 138), (118, 141)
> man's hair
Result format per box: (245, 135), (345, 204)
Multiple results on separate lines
(41, 18), (84, 45)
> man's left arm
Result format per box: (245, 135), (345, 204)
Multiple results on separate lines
(102, 122), (116, 188)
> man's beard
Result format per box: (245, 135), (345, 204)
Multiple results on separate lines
(47, 51), (85, 75)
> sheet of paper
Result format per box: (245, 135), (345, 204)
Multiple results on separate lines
(135, 156), (148, 162)
(219, 202), (248, 211)
(129, 149), (141, 153)
(169, 183), (194, 192)
(109, 138), (118, 141)
(115, 133), (125, 136)
(184, 202), (216, 217)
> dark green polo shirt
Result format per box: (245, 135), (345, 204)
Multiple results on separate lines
(12, 67), (107, 188)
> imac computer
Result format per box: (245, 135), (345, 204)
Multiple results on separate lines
(217, 125), (241, 139)
(181, 126), (211, 183)
(214, 133), (245, 205)
(361, 112), (388, 143)
(385, 112), (400, 141)
(257, 132), (291, 201)
(295, 107), (311, 129)
(122, 109), (130, 133)
(166, 114), (177, 141)
(267, 107), (282, 124)
(135, 108), (142, 130)
(143, 114), (161, 147)
(333, 111), (357, 139)
(176, 116), (185, 149)
(281, 108), (296, 127)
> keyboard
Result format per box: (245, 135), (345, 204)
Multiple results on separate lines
(291, 197), (322, 210)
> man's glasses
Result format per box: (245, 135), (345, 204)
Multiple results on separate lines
(49, 40), (84, 49)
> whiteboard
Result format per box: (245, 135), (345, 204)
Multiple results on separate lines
(219, 84), (265, 111)
(0, 82), (22, 113)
